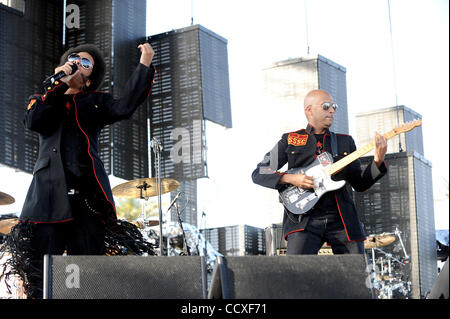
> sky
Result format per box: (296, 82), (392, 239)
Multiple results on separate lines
(0, 0), (448, 232)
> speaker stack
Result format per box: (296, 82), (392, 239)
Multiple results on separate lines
(43, 255), (207, 299)
(44, 254), (373, 299)
(208, 255), (372, 299)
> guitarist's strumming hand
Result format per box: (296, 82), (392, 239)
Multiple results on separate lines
(280, 170), (316, 189)
(373, 131), (387, 167)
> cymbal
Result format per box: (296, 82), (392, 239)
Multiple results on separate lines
(364, 234), (396, 249)
(145, 220), (160, 227)
(0, 191), (15, 205)
(0, 218), (19, 235)
(112, 178), (179, 199)
(130, 219), (159, 229)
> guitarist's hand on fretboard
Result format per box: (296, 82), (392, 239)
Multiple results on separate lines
(374, 132), (388, 167)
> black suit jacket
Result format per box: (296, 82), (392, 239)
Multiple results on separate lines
(20, 63), (155, 223)
(251, 124), (387, 241)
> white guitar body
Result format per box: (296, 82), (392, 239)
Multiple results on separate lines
(280, 152), (345, 215)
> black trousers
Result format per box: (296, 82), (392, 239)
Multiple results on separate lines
(28, 193), (106, 298)
(286, 211), (365, 255)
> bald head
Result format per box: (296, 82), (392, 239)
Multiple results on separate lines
(303, 89), (335, 133)
(304, 90), (333, 108)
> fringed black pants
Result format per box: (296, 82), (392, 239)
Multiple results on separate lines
(24, 194), (106, 298)
(2, 191), (157, 299)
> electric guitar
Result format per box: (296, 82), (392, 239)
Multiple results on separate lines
(279, 119), (422, 215)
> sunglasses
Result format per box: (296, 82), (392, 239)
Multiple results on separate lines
(311, 102), (338, 111)
(67, 53), (93, 69)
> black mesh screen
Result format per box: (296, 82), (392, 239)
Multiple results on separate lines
(148, 25), (209, 182)
(64, 0), (148, 180)
(198, 27), (232, 128)
(110, 0), (148, 179)
(0, 0), (63, 173)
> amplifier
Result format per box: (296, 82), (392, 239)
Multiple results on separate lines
(265, 223), (287, 256)
(265, 224), (334, 255)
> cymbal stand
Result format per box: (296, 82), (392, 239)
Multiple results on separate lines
(394, 227), (409, 260)
(174, 201), (190, 256)
(373, 247), (405, 267)
(371, 248), (377, 272)
(151, 137), (164, 256)
(135, 182), (152, 254)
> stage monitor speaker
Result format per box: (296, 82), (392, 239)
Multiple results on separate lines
(427, 259), (448, 299)
(43, 255), (207, 299)
(208, 255), (373, 299)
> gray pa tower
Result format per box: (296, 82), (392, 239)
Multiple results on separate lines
(262, 54), (349, 134)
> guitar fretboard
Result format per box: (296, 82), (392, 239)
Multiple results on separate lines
(324, 123), (416, 176)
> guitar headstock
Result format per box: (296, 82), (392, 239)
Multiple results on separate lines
(393, 119), (422, 134)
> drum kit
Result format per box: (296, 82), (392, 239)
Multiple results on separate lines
(315, 227), (411, 299)
(0, 177), (191, 259)
(0, 191), (24, 299)
(365, 227), (412, 299)
(0, 191), (18, 236)
(111, 176), (181, 256)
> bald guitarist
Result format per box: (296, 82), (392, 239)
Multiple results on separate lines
(252, 89), (388, 255)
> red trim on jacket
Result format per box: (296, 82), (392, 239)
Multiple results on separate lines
(41, 82), (66, 102)
(334, 193), (351, 241)
(72, 94), (117, 219)
(284, 228), (305, 240)
(334, 193), (365, 242)
(274, 172), (286, 176)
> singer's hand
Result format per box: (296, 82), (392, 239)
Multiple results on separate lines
(54, 62), (79, 83)
(138, 43), (154, 67)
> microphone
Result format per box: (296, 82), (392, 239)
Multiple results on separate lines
(43, 64), (78, 86)
(166, 191), (182, 212)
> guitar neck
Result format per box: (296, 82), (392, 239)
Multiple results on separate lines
(325, 129), (398, 176)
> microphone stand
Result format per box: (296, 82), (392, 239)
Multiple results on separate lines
(175, 201), (190, 256)
(152, 138), (164, 256)
(203, 212), (207, 262)
(200, 211), (208, 274)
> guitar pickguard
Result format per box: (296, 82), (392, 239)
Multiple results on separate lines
(280, 152), (345, 215)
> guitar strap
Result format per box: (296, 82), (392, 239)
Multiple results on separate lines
(330, 131), (338, 157)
